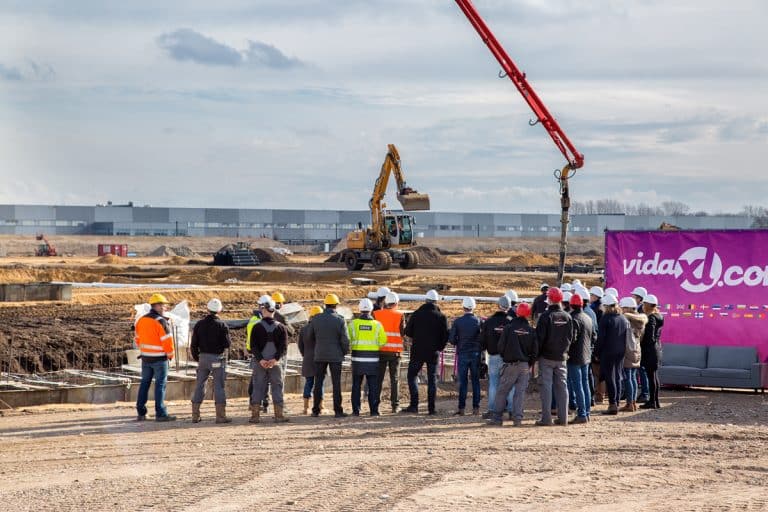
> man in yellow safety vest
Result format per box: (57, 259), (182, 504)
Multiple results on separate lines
(348, 298), (387, 416)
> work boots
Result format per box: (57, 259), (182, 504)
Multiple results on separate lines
(602, 402), (619, 415)
(620, 402), (634, 412)
(215, 404), (232, 424)
(191, 402), (201, 423)
(249, 405), (260, 424)
(303, 398), (310, 415)
(274, 404), (289, 423)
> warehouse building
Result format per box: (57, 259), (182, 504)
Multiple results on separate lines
(0, 204), (754, 245)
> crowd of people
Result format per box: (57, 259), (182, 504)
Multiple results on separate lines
(132, 280), (664, 427)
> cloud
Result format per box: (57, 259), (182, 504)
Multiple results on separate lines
(0, 63), (22, 81)
(156, 28), (304, 69)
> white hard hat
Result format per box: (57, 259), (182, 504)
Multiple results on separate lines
(540, 283), (550, 290)
(498, 295), (511, 310)
(601, 294), (618, 306)
(560, 283), (573, 292)
(258, 294), (276, 310)
(619, 297), (637, 309)
(577, 288), (590, 300)
(462, 297), (476, 310)
(377, 286), (391, 298)
(643, 294), (659, 306)
(506, 290), (519, 302)
(358, 298), (374, 312)
(425, 289), (440, 302)
(207, 298), (223, 313)
(561, 291), (573, 303)
(572, 279), (582, 287)
(605, 287), (619, 298)
(384, 291), (399, 304)
(631, 286), (647, 299)
(589, 286), (604, 298)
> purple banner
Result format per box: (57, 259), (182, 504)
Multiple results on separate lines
(605, 230), (768, 361)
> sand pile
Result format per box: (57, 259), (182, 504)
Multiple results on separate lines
(252, 248), (289, 263)
(149, 245), (199, 258)
(96, 254), (122, 264)
(411, 246), (446, 265)
(506, 252), (557, 267)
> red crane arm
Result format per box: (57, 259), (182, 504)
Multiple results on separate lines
(455, 0), (584, 170)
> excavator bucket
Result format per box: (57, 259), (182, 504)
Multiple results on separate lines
(397, 191), (431, 211)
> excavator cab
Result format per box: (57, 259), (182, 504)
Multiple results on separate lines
(384, 214), (415, 247)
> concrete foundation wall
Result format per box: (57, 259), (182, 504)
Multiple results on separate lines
(0, 282), (72, 302)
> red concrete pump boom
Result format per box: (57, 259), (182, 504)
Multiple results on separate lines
(455, 0), (585, 284)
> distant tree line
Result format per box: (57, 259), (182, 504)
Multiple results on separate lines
(570, 200), (768, 228)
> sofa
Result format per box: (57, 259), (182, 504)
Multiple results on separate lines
(658, 344), (766, 391)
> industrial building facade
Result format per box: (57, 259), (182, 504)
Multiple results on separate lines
(0, 204), (754, 244)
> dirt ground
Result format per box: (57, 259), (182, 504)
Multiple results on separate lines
(0, 389), (766, 511)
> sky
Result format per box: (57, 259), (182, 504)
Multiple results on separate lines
(1, 0), (766, 214)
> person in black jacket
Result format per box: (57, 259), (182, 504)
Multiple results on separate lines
(535, 288), (574, 426)
(190, 298), (232, 424)
(249, 295), (289, 424)
(596, 295), (630, 415)
(402, 290), (448, 414)
(486, 303), (537, 427)
(567, 294), (595, 424)
(481, 295), (515, 420)
(640, 294), (665, 409)
(532, 283), (549, 324)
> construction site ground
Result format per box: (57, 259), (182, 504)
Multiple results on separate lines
(1, 390), (767, 511)
(1, 236), (766, 509)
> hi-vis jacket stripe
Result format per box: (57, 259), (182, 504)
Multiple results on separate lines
(373, 309), (404, 353)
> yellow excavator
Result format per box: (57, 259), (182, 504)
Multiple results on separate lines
(340, 144), (430, 271)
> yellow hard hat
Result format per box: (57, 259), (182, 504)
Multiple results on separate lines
(323, 293), (340, 306)
(308, 305), (323, 318)
(271, 291), (286, 303)
(148, 293), (170, 305)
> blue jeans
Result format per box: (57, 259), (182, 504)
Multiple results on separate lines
(487, 354), (514, 413)
(303, 376), (325, 399)
(638, 367), (650, 397)
(136, 359), (169, 418)
(457, 351), (481, 410)
(407, 358), (438, 412)
(567, 363), (591, 418)
(624, 368), (638, 403)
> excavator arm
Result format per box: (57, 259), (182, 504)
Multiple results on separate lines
(367, 144), (430, 249)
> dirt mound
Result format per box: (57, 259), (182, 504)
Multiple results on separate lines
(96, 254), (123, 264)
(411, 246), (446, 265)
(252, 248), (289, 263)
(164, 256), (190, 265)
(324, 252), (342, 263)
(506, 252), (557, 267)
(149, 245), (199, 258)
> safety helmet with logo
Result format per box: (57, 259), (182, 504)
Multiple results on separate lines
(324, 293), (341, 306)
(425, 289), (440, 302)
(384, 292), (399, 305)
(462, 297), (476, 310)
(619, 297), (637, 309)
(207, 298), (223, 313)
(308, 305), (324, 318)
(376, 286), (391, 298)
(358, 298), (374, 312)
(547, 287), (564, 304)
(589, 286), (604, 298)
(630, 286), (647, 300)
(569, 294), (583, 307)
(505, 290), (519, 303)
(271, 291), (286, 304)
(601, 294), (618, 306)
(643, 294), (659, 306)
(148, 293), (170, 305)
(516, 302), (532, 318)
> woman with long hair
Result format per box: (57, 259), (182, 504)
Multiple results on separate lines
(619, 297), (646, 411)
(640, 294), (664, 409)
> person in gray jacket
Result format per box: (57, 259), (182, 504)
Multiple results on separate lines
(535, 287), (574, 426)
(298, 305), (325, 415)
(308, 294), (350, 418)
(567, 294), (595, 423)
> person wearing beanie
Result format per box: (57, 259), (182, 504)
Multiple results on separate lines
(567, 294), (595, 423)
